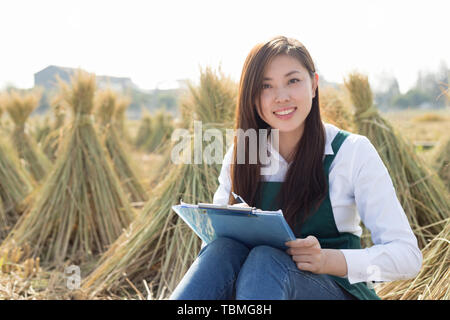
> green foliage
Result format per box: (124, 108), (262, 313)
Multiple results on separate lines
(125, 88), (180, 116)
(392, 89), (433, 109)
(374, 62), (449, 110)
(31, 86), (181, 119)
(157, 93), (177, 111)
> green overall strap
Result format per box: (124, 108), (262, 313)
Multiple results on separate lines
(323, 130), (351, 175)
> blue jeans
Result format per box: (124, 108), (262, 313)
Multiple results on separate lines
(170, 237), (356, 300)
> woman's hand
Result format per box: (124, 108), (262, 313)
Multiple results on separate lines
(285, 235), (327, 274)
(285, 235), (348, 277)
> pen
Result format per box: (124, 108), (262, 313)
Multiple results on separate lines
(231, 191), (248, 205)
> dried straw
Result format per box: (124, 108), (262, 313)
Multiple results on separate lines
(344, 72), (450, 248)
(376, 218), (449, 300)
(42, 94), (68, 161)
(319, 86), (354, 131)
(0, 138), (35, 240)
(114, 95), (132, 143)
(0, 106), (3, 221)
(0, 90), (51, 182)
(180, 65), (236, 127)
(134, 111), (152, 149)
(0, 242), (77, 300)
(0, 108), (34, 239)
(34, 115), (51, 144)
(430, 85), (450, 191)
(430, 134), (450, 191)
(95, 89), (148, 203)
(79, 67), (237, 299)
(0, 71), (135, 267)
(142, 109), (174, 153)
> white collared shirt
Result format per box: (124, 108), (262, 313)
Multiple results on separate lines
(212, 122), (423, 284)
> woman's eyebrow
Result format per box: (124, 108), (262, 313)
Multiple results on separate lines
(263, 70), (301, 81)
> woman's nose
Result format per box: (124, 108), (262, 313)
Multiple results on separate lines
(274, 88), (290, 103)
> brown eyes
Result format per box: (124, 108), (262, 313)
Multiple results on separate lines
(261, 78), (300, 89)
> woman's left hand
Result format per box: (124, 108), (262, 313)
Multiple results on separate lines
(285, 235), (327, 274)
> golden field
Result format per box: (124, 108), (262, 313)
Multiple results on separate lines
(0, 71), (448, 300)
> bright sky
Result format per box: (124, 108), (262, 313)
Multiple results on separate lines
(0, 0), (448, 94)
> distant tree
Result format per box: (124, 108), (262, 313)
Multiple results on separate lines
(436, 60), (449, 105)
(415, 61), (449, 108)
(374, 76), (401, 110)
(157, 93), (177, 110)
(392, 88), (432, 109)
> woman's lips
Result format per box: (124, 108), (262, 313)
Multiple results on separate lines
(273, 107), (297, 120)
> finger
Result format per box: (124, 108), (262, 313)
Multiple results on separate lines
(285, 239), (312, 247)
(286, 236), (318, 248)
(301, 235), (319, 247)
(296, 262), (315, 272)
(287, 247), (321, 256)
(291, 254), (312, 263)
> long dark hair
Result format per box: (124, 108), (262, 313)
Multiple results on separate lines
(229, 36), (326, 233)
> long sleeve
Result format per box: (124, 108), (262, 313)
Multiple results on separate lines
(340, 136), (423, 284)
(212, 144), (234, 205)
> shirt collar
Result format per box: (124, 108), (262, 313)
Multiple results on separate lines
(323, 122), (336, 156)
(324, 134), (334, 155)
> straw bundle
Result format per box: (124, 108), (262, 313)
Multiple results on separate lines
(0, 71), (135, 267)
(0, 138), (34, 239)
(143, 109), (174, 153)
(95, 89), (148, 203)
(0, 90), (51, 182)
(376, 218), (449, 300)
(430, 87), (450, 191)
(114, 95), (132, 143)
(180, 66), (236, 127)
(34, 115), (51, 144)
(430, 134), (450, 191)
(42, 95), (68, 161)
(0, 105), (13, 137)
(0, 197), (3, 229)
(344, 73), (450, 248)
(78, 160), (208, 298)
(319, 86), (354, 131)
(80, 67), (237, 298)
(0, 107), (34, 239)
(134, 112), (152, 149)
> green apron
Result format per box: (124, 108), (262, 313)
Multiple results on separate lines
(255, 130), (380, 300)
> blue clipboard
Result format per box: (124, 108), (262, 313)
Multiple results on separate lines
(171, 200), (296, 250)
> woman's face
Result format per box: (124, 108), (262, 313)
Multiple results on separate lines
(256, 54), (318, 135)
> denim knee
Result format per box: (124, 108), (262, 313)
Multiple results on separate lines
(170, 237), (250, 300)
(243, 245), (316, 277)
(245, 245), (291, 268)
(199, 237), (250, 261)
(235, 245), (291, 299)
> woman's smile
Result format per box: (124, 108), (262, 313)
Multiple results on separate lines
(273, 106), (297, 120)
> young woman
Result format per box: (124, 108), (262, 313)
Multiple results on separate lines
(170, 36), (422, 300)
